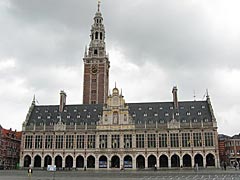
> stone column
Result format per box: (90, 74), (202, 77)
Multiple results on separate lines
(180, 156), (183, 168)
(95, 157), (99, 169)
(203, 156), (206, 168)
(168, 158), (171, 168)
(41, 157), (44, 168)
(132, 156), (136, 169)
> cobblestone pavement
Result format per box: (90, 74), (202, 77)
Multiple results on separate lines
(0, 169), (240, 180)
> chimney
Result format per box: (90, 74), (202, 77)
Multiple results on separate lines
(59, 90), (67, 112)
(172, 86), (178, 109)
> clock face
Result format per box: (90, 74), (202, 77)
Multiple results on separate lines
(91, 65), (98, 74)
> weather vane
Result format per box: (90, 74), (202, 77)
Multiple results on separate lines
(98, 0), (101, 12)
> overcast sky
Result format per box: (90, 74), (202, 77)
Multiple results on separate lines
(0, 0), (240, 135)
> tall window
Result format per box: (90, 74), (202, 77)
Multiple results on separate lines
(136, 134), (144, 148)
(124, 134), (132, 148)
(55, 135), (63, 149)
(159, 133), (167, 148)
(193, 132), (202, 147)
(205, 132), (214, 147)
(66, 135), (74, 149)
(170, 133), (179, 147)
(148, 134), (156, 148)
(182, 133), (190, 147)
(87, 135), (95, 149)
(76, 135), (84, 149)
(25, 135), (33, 149)
(35, 135), (42, 149)
(99, 135), (108, 149)
(45, 135), (53, 149)
(112, 135), (120, 148)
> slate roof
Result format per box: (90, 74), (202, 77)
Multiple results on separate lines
(26, 100), (212, 126)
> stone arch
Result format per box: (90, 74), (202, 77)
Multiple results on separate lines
(34, 155), (41, 167)
(194, 154), (203, 167)
(136, 155), (145, 169)
(148, 154), (157, 168)
(182, 154), (192, 167)
(206, 153), (215, 167)
(87, 155), (95, 168)
(99, 155), (108, 168)
(44, 155), (52, 168)
(111, 155), (120, 168)
(55, 155), (63, 168)
(76, 155), (84, 168)
(159, 154), (168, 167)
(24, 155), (31, 167)
(171, 154), (180, 167)
(124, 155), (133, 168)
(65, 155), (73, 168)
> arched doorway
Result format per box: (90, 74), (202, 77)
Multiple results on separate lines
(183, 154), (192, 167)
(87, 155), (95, 168)
(65, 155), (73, 168)
(136, 155), (145, 169)
(111, 155), (120, 168)
(206, 153), (215, 167)
(148, 155), (157, 168)
(124, 155), (132, 168)
(171, 154), (180, 167)
(55, 155), (62, 168)
(159, 155), (168, 167)
(44, 155), (52, 168)
(194, 154), (203, 167)
(76, 155), (84, 168)
(34, 155), (41, 167)
(24, 155), (31, 167)
(99, 155), (107, 168)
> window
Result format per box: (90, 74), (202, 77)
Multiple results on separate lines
(67, 115), (70, 119)
(112, 134), (120, 148)
(66, 135), (74, 149)
(182, 133), (190, 147)
(165, 113), (169, 116)
(204, 118), (209, 122)
(186, 112), (190, 116)
(38, 116), (41, 119)
(87, 115), (91, 118)
(144, 113), (147, 117)
(159, 107), (163, 110)
(25, 135), (33, 149)
(124, 134), (132, 148)
(193, 132), (202, 147)
(147, 134), (156, 148)
(132, 114), (136, 117)
(55, 135), (64, 149)
(136, 134), (144, 148)
(47, 116), (51, 119)
(159, 133), (167, 147)
(193, 119), (198, 123)
(198, 112), (202, 116)
(35, 135), (42, 149)
(149, 107), (152, 110)
(205, 132), (214, 147)
(91, 90), (97, 94)
(138, 107), (142, 110)
(202, 105), (205, 109)
(77, 115), (81, 119)
(74, 109), (77, 112)
(191, 106), (195, 109)
(169, 106), (173, 109)
(154, 113), (158, 117)
(170, 133), (179, 147)
(45, 135), (53, 149)
(100, 32), (103, 40)
(99, 135), (108, 149)
(76, 135), (84, 149)
(176, 112), (179, 116)
(95, 32), (98, 39)
(87, 135), (95, 148)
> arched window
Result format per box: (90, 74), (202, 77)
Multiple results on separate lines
(113, 111), (119, 124)
(95, 32), (99, 39)
(100, 32), (103, 40)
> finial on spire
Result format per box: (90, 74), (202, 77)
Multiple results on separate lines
(32, 94), (36, 105)
(115, 81), (116, 88)
(97, 0), (101, 12)
(206, 89), (209, 99)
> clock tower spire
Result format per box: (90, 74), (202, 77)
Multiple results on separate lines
(83, 1), (110, 104)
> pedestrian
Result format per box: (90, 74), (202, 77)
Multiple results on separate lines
(195, 163), (198, 172)
(223, 162), (226, 171)
(221, 161), (224, 170)
(27, 167), (32, 177)
(154, 164), (157, 171)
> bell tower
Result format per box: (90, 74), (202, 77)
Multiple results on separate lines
(83, 1), (110, 104)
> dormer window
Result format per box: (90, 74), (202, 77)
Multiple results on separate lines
(45, 110), (48, 113)
(87, 115), (90, 118)
(144, 113), (147, 117)
(191, 106), (195, 109)
(180, 106), (184, 109)
(57, 115), (61, 119)
(132, 114), (136, 117)
(74, 109), (77, 112)
(182, 119), (187, 123)
(193, 119), (198, 123)
(47, 116), (51, 119)
(138, 107), (142, 111)
(50, 122), (53, 126)
(38, 116), (41, 119)
(169, 106), (173, 109)
(165, 113), (169, 117)
(198, 112), (202, 116)
(149, 107), (152, 110)
(93, 109), (97, 112)
(159, 107), (163, 110)
(186, 112), (190, 116)
(98, 114), (101, 118)
(204, 118), (209, 122)
(64, 109), (67, 113)
(77, 115), (81, 119)
(67, 115), (70, 119)
(84, 109), (87, 112)
(54, 109), (58, 113)
(154, 113), (158, 117)
(202, 105), (205, 109)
